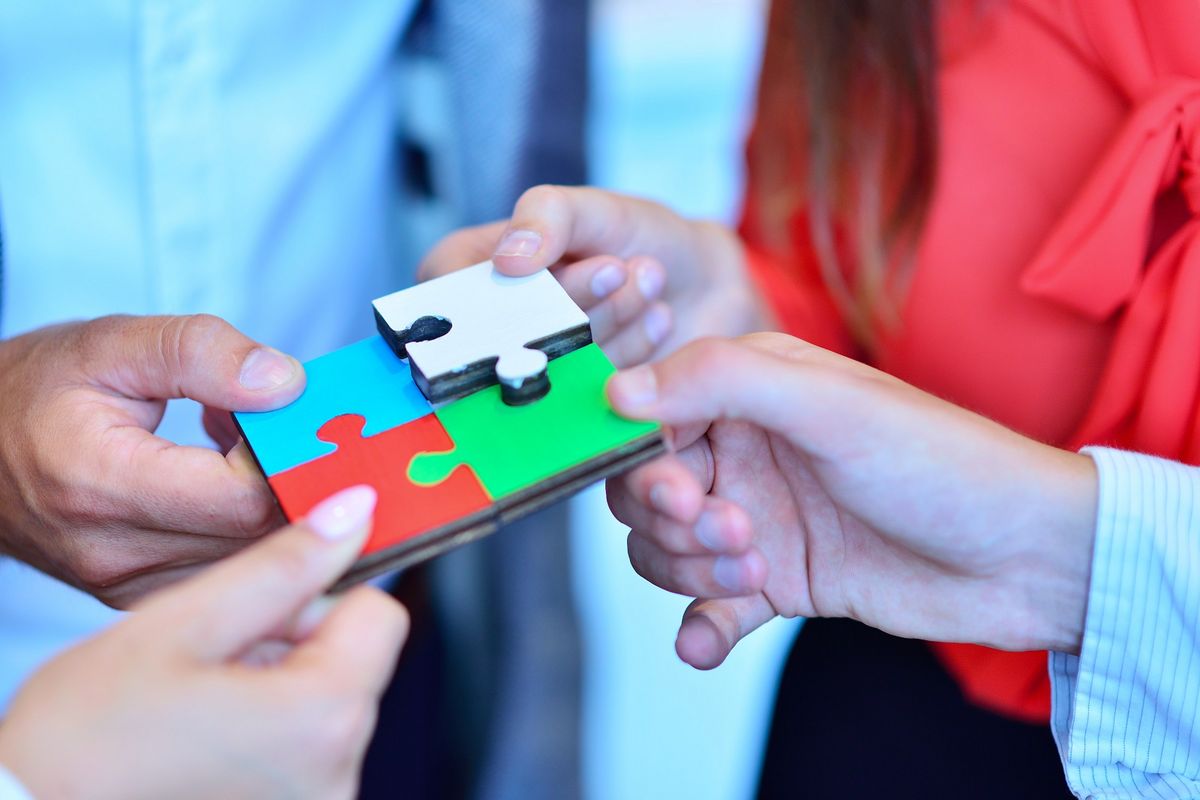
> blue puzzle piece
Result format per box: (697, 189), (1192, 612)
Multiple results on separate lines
(234, 336), (433, 475)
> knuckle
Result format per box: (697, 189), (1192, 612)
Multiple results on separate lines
(307, 693), (375, 762)
(170, 314), (230, 371)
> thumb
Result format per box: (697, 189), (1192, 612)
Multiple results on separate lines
(138, 485), (377, 662)
(80, 314), (305, 412)
(607, 335), (828, 433)
(675, 595), (776, 670)
(491, 185), (681, 276)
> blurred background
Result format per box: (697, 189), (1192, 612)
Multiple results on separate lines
(573, 1), (803, 798)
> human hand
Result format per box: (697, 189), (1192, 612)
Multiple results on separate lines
(605, 333), (1098, 669)
(0, 485), (407, 800)
(0, 314), (305, 607)
(420, 186), (772, 367)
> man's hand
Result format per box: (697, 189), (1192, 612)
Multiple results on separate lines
(606, 333), (1099, 669)
(0, 485), (408, 800)
(420, 185), (773, 368)
(0, 314), (305, 607)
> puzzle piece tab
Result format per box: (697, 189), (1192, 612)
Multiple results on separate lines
(268, 413), (494, 559)
(234, 336), (433, 475)
(372, 260), (592, 405)
(408, 344), (662, 506)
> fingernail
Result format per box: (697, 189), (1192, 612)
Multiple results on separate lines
(643, 305), (671, 346)
(590, 263), (625, 299)
(636, 261), (665, 300)
(495, 229), (543, 258)
(239, 347), (299, 391)
(695, 512), (723, 551)
(610, 365), (658, 410)
(649, 483), (672, 515)
(307, 485), (377, 541)
(713, 556), (745, 592)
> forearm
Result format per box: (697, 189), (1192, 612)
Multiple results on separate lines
(1050, 448), (1200, 799)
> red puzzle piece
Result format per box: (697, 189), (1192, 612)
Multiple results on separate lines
(268, 413), (493, 556)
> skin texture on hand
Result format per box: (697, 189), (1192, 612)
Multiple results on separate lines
(605, 333), (1098, 670)
(0, 485), (408, 800)
(0, 314), (306, 607)
(419, 185), (775, 368)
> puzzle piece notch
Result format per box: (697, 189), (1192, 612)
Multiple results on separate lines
(407, 344), (663, 504)
(373, 260), (592, 406)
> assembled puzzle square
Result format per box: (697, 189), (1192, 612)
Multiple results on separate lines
(235, 262), (664, 586)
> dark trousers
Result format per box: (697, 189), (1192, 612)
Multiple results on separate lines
(757, 618), (1074, 799)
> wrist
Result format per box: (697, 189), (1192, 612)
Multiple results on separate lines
(689, 221), (775, 332)
(1017, 447), (1098, 654)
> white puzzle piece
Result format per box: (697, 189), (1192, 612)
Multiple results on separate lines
(372, 261), (592, 405)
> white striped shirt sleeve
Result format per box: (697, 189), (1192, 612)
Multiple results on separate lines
(1050, 447), (1200, 799)
(0, 766), (32, 800)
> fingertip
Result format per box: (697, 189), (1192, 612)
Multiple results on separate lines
(607, 365), (659, 417)
(675, 613), (731, 670)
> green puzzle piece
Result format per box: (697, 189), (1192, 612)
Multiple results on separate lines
(408, 344), (661, 500)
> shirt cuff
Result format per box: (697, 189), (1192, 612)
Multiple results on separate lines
(0, 766), (33, 800)
(1049, 447), (1200, 799)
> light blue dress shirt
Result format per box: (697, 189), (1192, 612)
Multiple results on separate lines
(0, 1), (415, 711)
(1052, 448), (1200, 799)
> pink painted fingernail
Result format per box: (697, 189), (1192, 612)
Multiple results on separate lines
(495, 230), (543, 258)
(590, 263), (625, 299)
(239, 347), (299, 391)
(307, 485), (377, 541)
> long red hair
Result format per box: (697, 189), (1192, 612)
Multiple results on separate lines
(749, 0), (939, 342)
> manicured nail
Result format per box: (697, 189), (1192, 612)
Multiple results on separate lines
(695, 512), (723, 551)
(307, 485), (377, 541)
(643, 304), (671, 346)
(495, 229), (543, 258)
(610, 365), (658, 410)
(239, 347), (299, 391)
(636, 261), (665, 300)
(713, 556), (745, 592)
(590, 263), (625, 299)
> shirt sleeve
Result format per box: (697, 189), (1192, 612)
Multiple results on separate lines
(0, 766), (33, 800)
(1050, 447), (1200, 799)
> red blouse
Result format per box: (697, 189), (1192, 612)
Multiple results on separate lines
(742, 0), (1200, 722)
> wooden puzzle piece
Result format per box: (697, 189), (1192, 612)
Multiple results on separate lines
(372, 260), (593, 405)
(267, 413), (495, 579)
(234, 336), (434, 475)
(407, 344), (663, 515)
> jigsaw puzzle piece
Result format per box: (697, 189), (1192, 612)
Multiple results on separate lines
(234, 336), (433, 476)
(408, 344), (662, 509)
(268, 413), (494, 559)
(372, 260), (593, 405)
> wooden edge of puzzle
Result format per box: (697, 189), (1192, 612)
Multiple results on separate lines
(493, 431), (667, 526)
(331, 507), (500, 592)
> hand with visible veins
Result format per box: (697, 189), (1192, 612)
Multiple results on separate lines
(605, 333), (1099, 669)
(0, 485), (409, 800)
(0, 314), (305, 607)
(420, 185), (773, 368)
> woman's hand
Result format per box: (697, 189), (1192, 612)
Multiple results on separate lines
(420, 186), (773, 367)
(0, 485), (407, 800)
(605, 333), (1098, 669)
